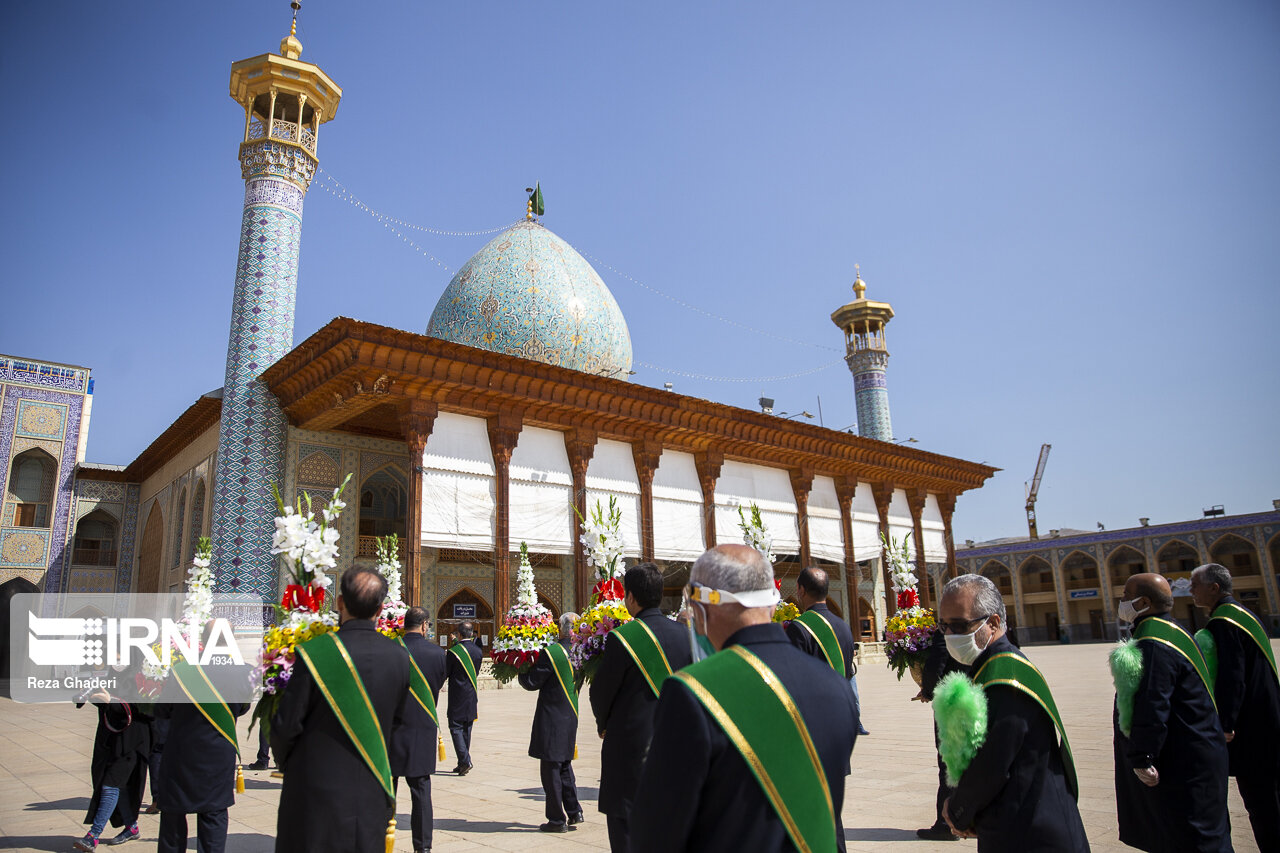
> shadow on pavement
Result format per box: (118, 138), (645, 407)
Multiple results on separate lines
(845, 826), (929, 841)
(23, 797), (89, 812)
(434, 818), (540, 833)
(512, 785), (599, 802)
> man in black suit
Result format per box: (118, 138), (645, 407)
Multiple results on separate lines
(785, 566), (855, 677)
(915, 628), (967, 841)
(631, 544), (859, 852)
(272, 568), (410, 853)
(445, 621), (483, 775)
(1191, 563), (1280, 850)
(519, 612), (583, 833)
(589, 562), (693, 852)
(938, 574), (1087, 851)
(391, 607), (448, 853)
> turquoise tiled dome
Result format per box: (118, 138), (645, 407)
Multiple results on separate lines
(426, 221), (633, 376)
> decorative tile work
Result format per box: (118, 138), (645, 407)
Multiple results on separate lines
(1, 529), (48, 565)
(74, 500), (122, 523)
(360, 451), (408, 484)
(0, 567), (46, 587)
(68, 568), (115, 593)
(10, 437), (62, 459)
(239, 144), (316, 192)
(0, 357), (88, 393)
(15, 400), (66, 439)
(437, 577), (494, 611)
(426, 221), (633, 376)
(210, 178), (305, 601)
(188, 480), (206, 559)
(116, 484), (140, 593)
(0, 385), (82, 589)
(75, 480), (127, 503)
(847, 350), (892, 442)
(296, 446), (341, 486)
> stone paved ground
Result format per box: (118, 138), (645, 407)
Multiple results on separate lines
(0, 642), (1262, 852)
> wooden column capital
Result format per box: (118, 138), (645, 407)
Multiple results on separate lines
(632, 440), (662, 563)
(871, 481), (894, 520)
(695, 451), (723, 548)
(937, 493), (958, 579)
(486, 410), (522, 622)
(397, 401), (436, 608)
(871, 482), (895, 620)
(790, 467), (814, 568)
(835, 476), (861, 639)
(835, 476), (858, 511)
(565, 429), (598, 610)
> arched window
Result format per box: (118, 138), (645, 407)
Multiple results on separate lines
(73, 510), (118, 567)
(1019, 556), (1055, 593)
(359, 468), (407, 539)
(1108, 546), (1147, 580)
(1209, 534), (1260, 577)
(7, 449), (56, 528)
(1157, 540), (1198, 575)
(171, 488), (187, 570)
(981, 560), (1013, 595)
(1061, 551), (1100, 590)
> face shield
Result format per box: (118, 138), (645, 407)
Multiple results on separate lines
(682, 580), (781, 662)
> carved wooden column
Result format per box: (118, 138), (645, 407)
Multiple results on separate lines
(632, 440), (662, 562)
(835, 477), (861, 638)
(938, 493), (958, 580)
(565, 428), (598, 611)
(907, 489), (930, 610)
(398, 401), (437, 607)
(486, 411), (522, 621)
(694, 451), (723, 550)
(872, 482), (895, 620)
(790, 467), (815, 570)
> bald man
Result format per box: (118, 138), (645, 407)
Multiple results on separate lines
(1111, 573), (1231, 853)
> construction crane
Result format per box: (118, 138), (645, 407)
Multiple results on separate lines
(1026, 444), (1052, 540)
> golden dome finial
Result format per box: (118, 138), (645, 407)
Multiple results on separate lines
(853, 264), (866, 299)
(280, 1), (303, 59)
(526, 198), (534, 221)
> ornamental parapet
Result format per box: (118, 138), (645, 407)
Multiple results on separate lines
(239, 140), (317, 190)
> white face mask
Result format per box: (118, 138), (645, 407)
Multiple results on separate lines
(1117, 598), (1149, 625)
(944, 621), (991, 666)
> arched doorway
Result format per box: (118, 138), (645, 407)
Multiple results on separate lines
(0, 577), (40, 687)
(1210, 534), (1268, 621)
(72, 510), (119, 567)
(136, 503), (165, 593)
(436, 587), (495, 655)
(1061, 551), (1103, 640)
(857, 597), (876, 640)
(358, 467), (407, 558)
(1018, 556), (1059, 643)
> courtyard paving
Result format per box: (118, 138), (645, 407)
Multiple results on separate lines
(0, 642), (1262, 852)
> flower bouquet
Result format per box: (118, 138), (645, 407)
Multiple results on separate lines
(374, 534), (407, 638)
(880, 532), (940, 682)
(569, 497), (631, 685)
(492, 543), (558, 684)
(136, 536), (215, 697)
(249, 476), (350, 737)
(739, 504), (794, 625)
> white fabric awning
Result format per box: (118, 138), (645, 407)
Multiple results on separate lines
(851, 481), (881, 562)
(584, 438), (642, 558)
(651, 450), (705, 561)
(421, 412), (495, 550)
(713, 460), (800, 556)
(922, 493), (947, 562)
(509, 426), (573, 554)
(887, 488), (916, 561)
(808, 476), (846, 564)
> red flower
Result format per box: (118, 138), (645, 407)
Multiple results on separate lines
(774, 578), (782, 592)
(897, 589), (919, 609)
(593, 579), (624, 603)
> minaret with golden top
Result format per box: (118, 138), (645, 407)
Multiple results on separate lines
(831, 266), (896, 441)
(211, 5), (342, 597)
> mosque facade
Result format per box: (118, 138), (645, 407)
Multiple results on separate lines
(0, 25), (998, 650)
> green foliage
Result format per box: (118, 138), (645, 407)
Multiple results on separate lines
(933, 672), (988, 786)
(1109, 639), (1143, 737)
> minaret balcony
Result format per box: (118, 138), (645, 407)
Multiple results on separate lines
(247, 117), (317, 155)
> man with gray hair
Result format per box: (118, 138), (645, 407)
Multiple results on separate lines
(630, 544), (858, 852)
(935, 574), (1087, 850)
(519, 612), (583, 832)
(1191, 562), (1280, 849)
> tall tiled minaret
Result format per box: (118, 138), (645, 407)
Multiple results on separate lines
(211, 13), (341, 597)
(831, 266), (896, 441)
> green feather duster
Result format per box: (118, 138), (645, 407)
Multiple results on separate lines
(932, 672), (988, 786)
(1110, 639), (1143, 737)
(1195, 628), (1218, 688)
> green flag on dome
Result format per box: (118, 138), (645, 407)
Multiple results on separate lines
(530, 183), (545, 217)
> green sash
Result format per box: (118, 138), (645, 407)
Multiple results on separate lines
(972, 652), (1078, 799)
(170, 660), (239, 755)
(675, 646), (836, 853)
(397, 637), (440, 726)
(1211, 602), (1279, 682)
(1134, 616), (1216, 709)
(295, 634), (394, 804)
(449, 643), (478, 690)
(794, 610), (844, 674)
(544, 642), (579, 717)
(610, 619), (674, 699)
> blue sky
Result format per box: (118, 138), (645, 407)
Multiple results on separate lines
(2, 1), (1277, 542)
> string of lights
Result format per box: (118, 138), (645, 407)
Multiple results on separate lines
(634, 359), (845, 383)
(316, 169), (516, 237)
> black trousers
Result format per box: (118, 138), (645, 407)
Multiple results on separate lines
(539, 759), (581, 824)
(933, 724), (954, 828)
(1237, 770), (1280, 852)
(394, 775), (433, 852)
(157, 809), (228, 853)
(607, 813), (629, 852)
(449, 719), (473, 767)
(256, 725), (270, 764)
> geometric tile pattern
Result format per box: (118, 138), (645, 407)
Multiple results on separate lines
(115, 484), (140, 594)
(68, 567), (115, 593)
(15, 400), (66, 439)
(426, 221), (633, 377)
(211, 170), (308, 601)
(0, 384), (82, 589)
(0, 356), (89, 393)
(0, 529), (49, 565)
(848, 349), (892, 442)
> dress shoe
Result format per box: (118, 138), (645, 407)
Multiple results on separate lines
(538, 822), (569, 833)
(916, 825), (957, 841)
(567, 812), (585, 825)
(454, 763), (472, 776)
(245, 759), (269, 771)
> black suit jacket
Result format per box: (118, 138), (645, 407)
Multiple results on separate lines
(631, 623), (858, 853)
(588, 607), (694, 815)
(921, 629), (967, 701)
(1206, 595), (1280, 778)
(518, 640), (580, 761)
(390, 631), (447, 778)
(272, 619), (409, 853)
(946, 636), (1089, 852)
(785, 602), (855, 677)
(1115, 613), (1230, 853)
(155, 660), (250, 813)
(445, 638), (483, 723)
